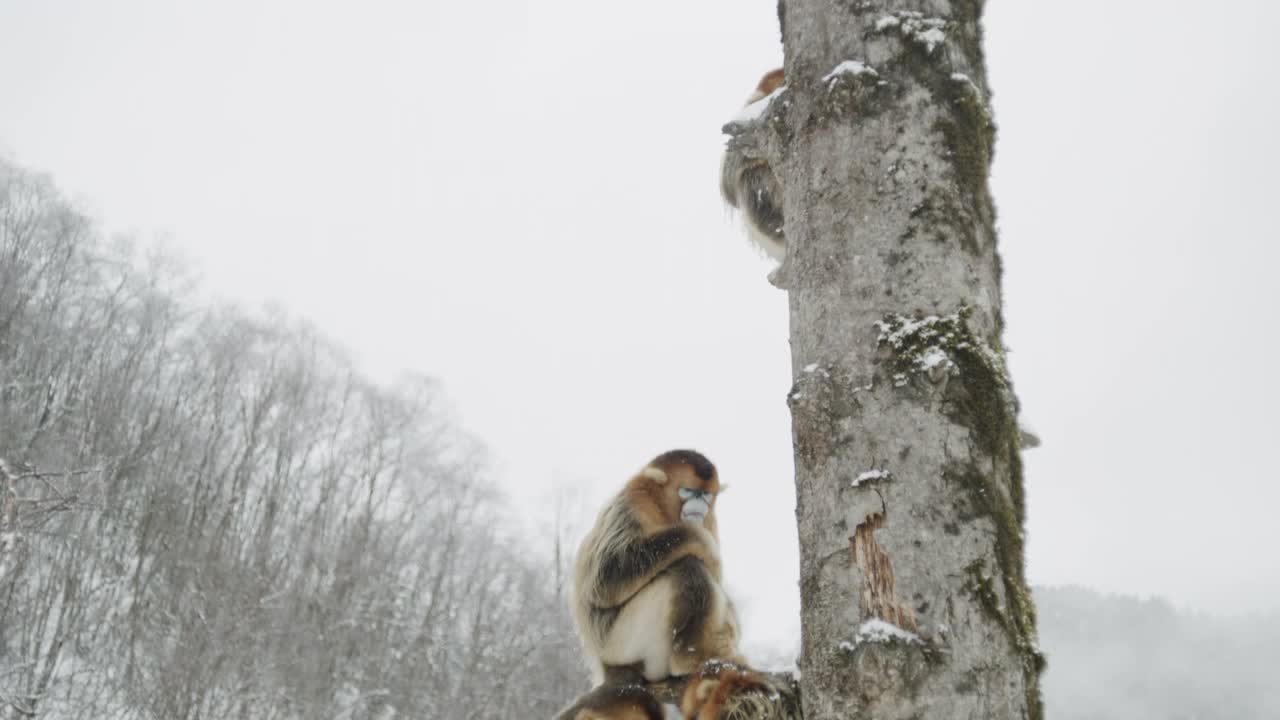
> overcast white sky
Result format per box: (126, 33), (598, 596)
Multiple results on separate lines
(2, 0), (1278, 660)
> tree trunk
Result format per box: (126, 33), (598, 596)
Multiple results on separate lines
(771, 1), (1043, 718)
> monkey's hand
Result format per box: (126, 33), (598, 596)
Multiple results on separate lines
(689, 525), (722, 575)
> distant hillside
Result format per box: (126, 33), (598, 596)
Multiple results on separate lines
(1036, 586), (1280, 719)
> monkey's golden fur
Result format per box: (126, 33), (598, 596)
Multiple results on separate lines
(557, 450), (751, 720)
(571, 450), (743, 685)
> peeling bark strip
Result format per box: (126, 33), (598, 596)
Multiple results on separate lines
(771, 0), (1043, 718)
(850, 511), (918, 633)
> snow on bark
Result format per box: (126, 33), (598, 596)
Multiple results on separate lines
(851, 469), (891, 487)
(822, 60), (879, 86)
(839, 619), (924, 650)
(875, 11), (950, 54)
(735, 84), (788, 123)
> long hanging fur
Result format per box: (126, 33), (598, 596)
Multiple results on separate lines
(721, 69), (787, 261)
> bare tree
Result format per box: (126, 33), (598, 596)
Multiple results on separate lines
(759, 1), (1043, 717)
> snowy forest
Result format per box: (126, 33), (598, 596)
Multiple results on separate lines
(4, 158), (1279, 719)
(0, 157), (586, 718)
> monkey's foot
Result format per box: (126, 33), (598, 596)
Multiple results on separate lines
(680, 660), (800, 720)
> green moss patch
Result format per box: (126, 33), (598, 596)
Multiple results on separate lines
(879, 309), (1042, 717)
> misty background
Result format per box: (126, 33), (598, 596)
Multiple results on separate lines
(2, 0), (1278, 717)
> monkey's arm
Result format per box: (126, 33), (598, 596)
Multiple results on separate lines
(588, 526), (718, 609)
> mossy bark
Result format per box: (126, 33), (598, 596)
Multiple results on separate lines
(770, 1), (1043, 718)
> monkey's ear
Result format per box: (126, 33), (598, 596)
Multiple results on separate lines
(641, 466), (669, 485)
(717, 484), (730, 494)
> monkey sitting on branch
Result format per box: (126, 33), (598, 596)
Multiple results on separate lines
(554, 450), (799, 720)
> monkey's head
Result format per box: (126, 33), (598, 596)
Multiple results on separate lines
(633, 449), (724, 533)
(747, 68), (785, 104)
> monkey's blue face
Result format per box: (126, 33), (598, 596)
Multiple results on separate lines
(677, 487), (715, 525)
